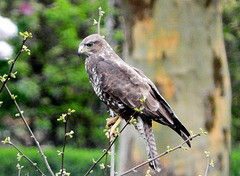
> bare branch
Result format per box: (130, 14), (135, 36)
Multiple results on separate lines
(4, 140), (45, 176)
(109, 109), (116, 176)
(60, 116), (69, 176)
(204, 151), (214, 176)
(110, 138), (115, 176)
(58, 109), (75, 176)
(0, 32), (32, 94)
(97, 7), (105, 35)
(2, 83), (54, 176)
(119, 132), (204, 176)
(84, 115), (135, 176)
(84, 103), (142, 176)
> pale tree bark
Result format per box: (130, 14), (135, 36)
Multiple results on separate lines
(117, 0), (231, 176)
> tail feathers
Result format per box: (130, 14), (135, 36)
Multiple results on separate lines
(172, 117), (191, 148)
(159, 117), (191, 148)
(154, 114), (191, 148)
(134, 117), (161, 172)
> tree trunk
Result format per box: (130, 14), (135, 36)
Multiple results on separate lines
(118, 0), (231, 176)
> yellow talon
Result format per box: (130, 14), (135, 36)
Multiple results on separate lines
(105, 116), (122, 139)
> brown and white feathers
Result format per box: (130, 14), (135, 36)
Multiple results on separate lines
(78, 34), (191, 172)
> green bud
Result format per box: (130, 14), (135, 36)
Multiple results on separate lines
(2, 137), (11, 144)
(99, 163), (105, 169)
(66, 130), (74, 138)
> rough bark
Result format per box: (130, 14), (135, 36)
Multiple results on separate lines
(118, 0), (231, 176)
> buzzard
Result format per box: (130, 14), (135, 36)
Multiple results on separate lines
(78, 34), (191, 172)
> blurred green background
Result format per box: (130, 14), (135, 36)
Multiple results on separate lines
(0, 0), (239, 175)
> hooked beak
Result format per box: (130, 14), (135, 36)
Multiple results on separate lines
(78, 45), (84, 57)
(78, 50), (83, 57)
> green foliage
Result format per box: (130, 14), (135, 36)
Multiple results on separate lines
(231, 148), (240, 176)
(223, 0), (240, 147)
(0, 0), (109, 148)
(0, 147), (108, 176)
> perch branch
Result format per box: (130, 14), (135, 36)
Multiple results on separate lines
(84, 104), (142, 176)
(119, 132), (204, 176)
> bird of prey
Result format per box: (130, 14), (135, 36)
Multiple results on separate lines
(78, 34), (191, 172)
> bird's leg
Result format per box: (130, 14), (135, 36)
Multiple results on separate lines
(106, 116), (119, 126)
(105, 116), (122, 139)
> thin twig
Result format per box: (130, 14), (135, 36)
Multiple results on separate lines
(109, 109), (115, 176)
(204, 151), (213, 176)
(3, 83), (54, 176)
(98, 7), (102, 35)
(84, 116), (134, 176)
(0, 39), (27, 94)
(6, 141), (45, 175)
(84, 103), (142, 176)
(110, 137), (115, 176)
(60, 116), (69, 176)
(204, 155), (210, 176)
(104, 149), (109, 176)
(17, 168), (21, 176)
(118, 133), (203, 176)
(84, 105), (141, 176)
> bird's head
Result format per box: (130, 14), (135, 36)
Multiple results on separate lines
(78, 34), (104, 57)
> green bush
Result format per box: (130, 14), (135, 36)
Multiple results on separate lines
(231, 149), (240, 176)
(0, 146), (109, 176)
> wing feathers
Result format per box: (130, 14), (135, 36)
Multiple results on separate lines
(96, 59), (190, 146)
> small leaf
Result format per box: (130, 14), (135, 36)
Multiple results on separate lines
(167, 145), (172, 152)
(17, 153), (22, 161)
(134, 107), (143, 113)
(57, 113), (67, 123)
(189, 130), (194, 136)
(66, 130), (74, 138)
(93, 19), (98, 25)
(2, 137), (11, 144)
(11, 94), (18, 100)
(210, 159), (214, 167)
(199, 128), (208, 136)
(67, 108), (75, 115)
(0, 74), (8, 81)
(19, 31), (33, 40)
(99, 163), (105, 169)
(57, 150), (63, 156)
(139, 96), (146, 103)
(204, 151), (210, 157)
(145, 169), (152, 176)
(130, 118), (137, 125)
(181, 146), (188, 151)
(92, 158), (96, 163)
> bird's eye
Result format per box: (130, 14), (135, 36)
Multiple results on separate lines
(86, 42), (94, 48)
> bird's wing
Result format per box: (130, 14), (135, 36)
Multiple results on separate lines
(96, 59), (158, 111)
(96, 59), (173, 120)
(132, 67), (191, 146)
(96, 59), (190, 146)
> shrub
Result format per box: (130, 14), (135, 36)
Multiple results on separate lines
(231, 148), (240, 176)
(0, 146), (108, 176)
